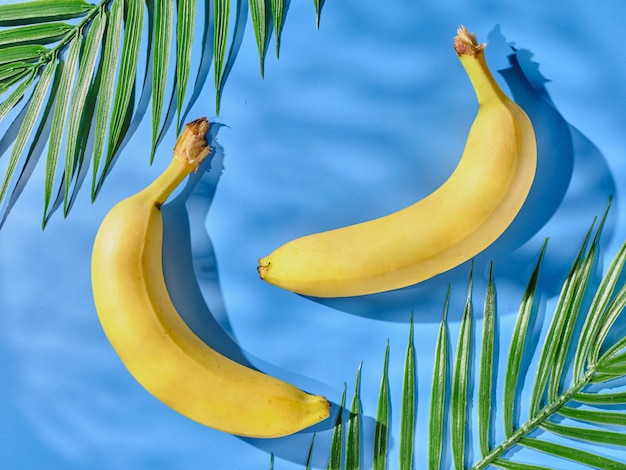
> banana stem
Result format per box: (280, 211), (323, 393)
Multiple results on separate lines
(146, 118), (211, 206)
(173, 117), (212, 170)
(455, 26), (507, 105)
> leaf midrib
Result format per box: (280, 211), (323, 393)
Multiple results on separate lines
(472, 367), (597, 470)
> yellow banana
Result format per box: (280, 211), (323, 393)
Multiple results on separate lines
(258, 26), (537, 298)
(91, 118), (329, 438)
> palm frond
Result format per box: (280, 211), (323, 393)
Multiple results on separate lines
(324, 203), (626, 469)
(0, 0), (324, 227)
(469, 207), (626, 469)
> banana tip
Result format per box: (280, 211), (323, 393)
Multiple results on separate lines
(323, 397), (331, 418)
(257, 261), (269, 279)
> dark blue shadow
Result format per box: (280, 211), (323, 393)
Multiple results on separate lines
(161, 123), (253, 365)
(160, 122), (337, 466)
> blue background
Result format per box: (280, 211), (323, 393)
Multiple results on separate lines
(2, 0), (626, 468)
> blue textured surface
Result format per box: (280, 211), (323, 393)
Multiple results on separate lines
(1, 1), (626, 468)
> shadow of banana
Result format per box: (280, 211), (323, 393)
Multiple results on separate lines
(306, 28), (616, 323)
(160, 122), (341, 466)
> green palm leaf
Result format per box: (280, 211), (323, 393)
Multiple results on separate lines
(574, 200), (625, 379)
(528, 221), (595, 418)
(373, 341), (390, 470)
(573, 390), (626, 405)
(492, 459), (552, 470)
(249, 0), (269, 77)
(325, 204), (626, 469)
(540, 419), (626, 446)
(478, 265), (495, 456)
(42, 34), (81, 224)
(346, 362), (362, 470)
(429, 288), (450, 469)
(503, 241), (546, 437)
(0, 44), (47, 64)
(90, 0), (122, 201)
(0, 61), (35, 87)
(175, 0), (196, 133)
(99, 0), (143, 183)
(589, 282), (626, 366)
(61, 7), (106, 216)
(399, 315), (416, 470)
(451, 269), (473, 470)
(304, 433), (316, 470)
(0, 60), (55, 205)
(151, 0), (173, 162)
(519, 437), (626, 469)
(547, 214), (607, 403)
(0, 68), (35, 121)
(0, 0), (325, 226)
(0, 0), (91, 25)
(557, 406), (626, 426)
(213, 0), (229, 116)
(270, 0), (285, 57)
(313, 0), (324, 29)
(0, 22), (73, 46)
(327, 384), (346, 470)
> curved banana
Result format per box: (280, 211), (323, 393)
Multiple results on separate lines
(258, 26), (537, 298)
(91, 118), (329, 438)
